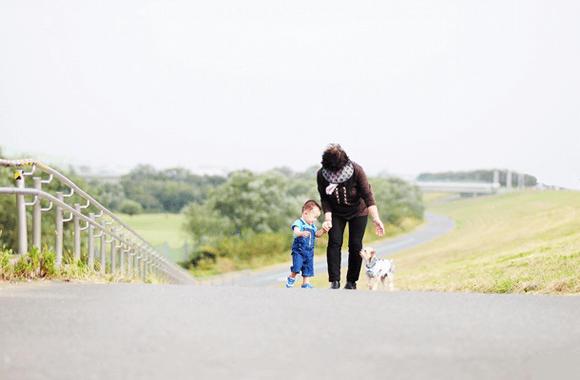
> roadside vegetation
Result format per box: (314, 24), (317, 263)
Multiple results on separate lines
(0, 244), (160, 283)
(392, 190), (580, 295)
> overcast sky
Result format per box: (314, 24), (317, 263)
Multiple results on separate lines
(1, 1), (579, 189)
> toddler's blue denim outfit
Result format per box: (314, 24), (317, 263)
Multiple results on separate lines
(290, 219), (317, 277)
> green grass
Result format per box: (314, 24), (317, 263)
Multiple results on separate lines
(391, 190), (580, 295)
(118, 213), (189, 248)
(1, 247), (163, 284)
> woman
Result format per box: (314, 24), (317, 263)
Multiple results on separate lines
(317, 143), (385, 289)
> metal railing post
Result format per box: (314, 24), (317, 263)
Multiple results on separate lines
(88, 213), (95, 270)
(55, 192), (64, 265)
(119, 233), (125, 277)
(137, 248), (143, 280)
(73, 204), (81, 261)
(14, 170), (28, 256)
(100, 221), (107, 274)
(127, 246), (133, 278)
(128, 240), (135, 278)
(33, 177), (42, 249)
(143, 257), (148, 282)
(110, 227), (117, 275)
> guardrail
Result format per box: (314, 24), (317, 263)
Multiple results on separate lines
(0, 159), (196, 285)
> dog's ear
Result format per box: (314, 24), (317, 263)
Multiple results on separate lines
(371, 248), (377, 256)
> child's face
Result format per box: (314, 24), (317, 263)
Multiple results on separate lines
(303, 207), (321, 225)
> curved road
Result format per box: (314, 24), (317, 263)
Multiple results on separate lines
(1, 213), (579, 380)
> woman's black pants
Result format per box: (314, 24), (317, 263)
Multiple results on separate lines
(326, 214), (368, 283)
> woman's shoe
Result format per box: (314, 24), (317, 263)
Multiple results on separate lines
(330, 281), (340, 289)
(344, 281), (357, 290)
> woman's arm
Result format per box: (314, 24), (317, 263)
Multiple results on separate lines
(368, 205), (385, 237)
(317, 170), (333, 232)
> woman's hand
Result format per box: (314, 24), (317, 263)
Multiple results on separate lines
(373, 218), (385, 237)
(368, 206), (384, 237)
(322, 220), (332, 232)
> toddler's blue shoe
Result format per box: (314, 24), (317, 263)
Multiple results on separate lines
(286, 276), (296, 288)
(301, 283), (315, 289)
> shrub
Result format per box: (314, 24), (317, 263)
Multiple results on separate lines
(121, 199), (143, 216)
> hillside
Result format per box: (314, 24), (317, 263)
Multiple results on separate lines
(394, 190), (580, 294)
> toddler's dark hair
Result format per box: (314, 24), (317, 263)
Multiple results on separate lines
(302, 200), (321, 213)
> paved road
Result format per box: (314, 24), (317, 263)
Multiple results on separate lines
(1, 282), (579, 380)
(1, 212), (579, 379)
(226, 211), (456, 287)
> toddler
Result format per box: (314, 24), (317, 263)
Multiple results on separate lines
(286, 200), (329, 289)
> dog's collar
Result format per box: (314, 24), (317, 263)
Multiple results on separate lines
(366, 262), (376, 270)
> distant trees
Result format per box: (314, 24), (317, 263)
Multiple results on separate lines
(118, 164), (226, 213)
(183, 169), (310, 242)
(370, 177), (425, 225)
(183, 168), (424, 242)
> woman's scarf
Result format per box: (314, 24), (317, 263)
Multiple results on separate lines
(322, 161), (354, 195)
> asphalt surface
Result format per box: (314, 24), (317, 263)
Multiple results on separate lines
(1, 212), (579, 380)
(1, 282), (579, 380)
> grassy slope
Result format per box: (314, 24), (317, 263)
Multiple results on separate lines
(394, 190), (580, 295)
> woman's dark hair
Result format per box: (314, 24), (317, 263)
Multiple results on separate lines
(321, 143), (350, 172)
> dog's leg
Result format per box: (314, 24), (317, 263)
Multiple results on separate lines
(387, 272), (395, 291)
(372, 278), (378, 291)
(379, 276), (387, 291)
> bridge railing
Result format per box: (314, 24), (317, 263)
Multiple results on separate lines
(0, 159), (196, 285)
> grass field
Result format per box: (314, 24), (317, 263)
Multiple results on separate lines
(118, 213), (189, 248)
(309, 190), (580, 294)
(392, 190), (580, 295)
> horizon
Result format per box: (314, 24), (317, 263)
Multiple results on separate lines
(2, 146), (566, 189)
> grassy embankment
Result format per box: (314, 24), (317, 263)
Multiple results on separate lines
(310, 190), (580, 294)
(388, 191), (579, 295)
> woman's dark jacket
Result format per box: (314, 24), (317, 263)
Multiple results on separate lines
(317, 162), (377, 221)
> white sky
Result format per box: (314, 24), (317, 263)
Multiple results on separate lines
(1, 1), (579, 188)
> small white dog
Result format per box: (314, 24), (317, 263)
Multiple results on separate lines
(359, 247), (395, 291)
